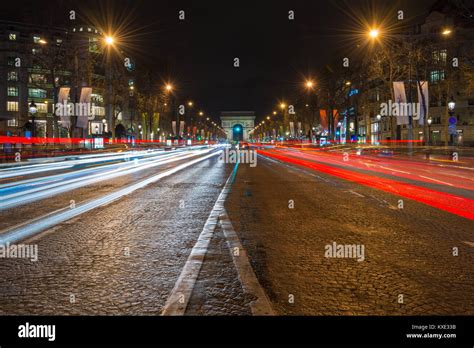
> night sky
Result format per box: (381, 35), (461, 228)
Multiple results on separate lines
(1, 0), (437, 122)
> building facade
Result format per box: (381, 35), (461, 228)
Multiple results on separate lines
(0, 20), (136, 139)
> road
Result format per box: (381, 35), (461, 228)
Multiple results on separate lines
(0, 145), (472, 315)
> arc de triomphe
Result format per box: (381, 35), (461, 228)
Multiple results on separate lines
(220, 111), (255, 141)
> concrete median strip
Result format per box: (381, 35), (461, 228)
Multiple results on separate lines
(161, 163), (274, 316)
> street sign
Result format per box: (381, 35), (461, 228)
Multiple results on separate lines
(448, 117), (457, 125)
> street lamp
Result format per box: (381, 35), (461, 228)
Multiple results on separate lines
(448, 97), (456, 146)
(427, 117), (432, 145)
(369, 28), (379, 39)
(105, 36), (114, 46)
(29, 101), (37, 137)
(376, 114), (382, 144)
(442, 29), (452, 36)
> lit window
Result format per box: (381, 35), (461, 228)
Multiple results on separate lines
(33, 35), (41, 43)
(94, 106), (105, 116)
(91, 93), (104, 103)
(29, 74), (47, 84)
(7, 71), (18, 81)
(7, 101), (19, 112)
(9, 33), (17, 41)
(7, 86), (18, 96)
(36, 103), (48, 113)
(29, 88), (47, 98)
(7, 119), (18, 127)
(430, 70), (445, 83)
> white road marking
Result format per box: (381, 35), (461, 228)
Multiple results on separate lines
(161, 164), (237, 316)
(419, 175), (454, 186)
(378, 166), (411, 174)
(220, 210), (274, 315)
(462, 241), (474, 248)
(346, 190), (365, 198)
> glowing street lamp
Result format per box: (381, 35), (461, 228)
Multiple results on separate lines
(305, 80), (314, 89)
(105, 36), (114, 46)
(442, 29), (452, 36)
(369, 29), (379, 39)
(165, 84), (173, 92)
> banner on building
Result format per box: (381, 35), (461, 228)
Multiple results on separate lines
(333, 110), (339, 130)
(320, 109), (328, 131)
(417, 81), (429, 126)
(58, 87), (71, 128)
(297, 122), (302, 136)
(76, 87), (92, 129)
(172, 121), (176, 135)
(179, 121), (185, 136)
(289, 122), (295, 137)
(393, 82), (408, 125)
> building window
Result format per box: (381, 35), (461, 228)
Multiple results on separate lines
(9, 33), (17, 41)
(33, 35), (41, 43)
(28, 88), (47, 98)
(7, 71), (18, 81)
(94, 106), (105, 116)
(7, 101), (19, 112)
(91, 93), (104, 103)
(89, 37), (100, 53)
(36, 103), (48, 113)
(7, 119), (18, 127)
(29, 74), (47, 84)
(7, 57), (16, 66)
(430, 70), (445, 83)
(432, 49), (447, 64)
(7, 86), (19, 97)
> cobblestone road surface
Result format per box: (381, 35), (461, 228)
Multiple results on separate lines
(225, 155), (474, 315)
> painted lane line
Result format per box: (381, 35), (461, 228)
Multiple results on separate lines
(161, 164), (238, 316)
(418, 175), (454, 187)
(378, 166), (411, 175)
(462, 241), (474, 249)
(220, 210), (274, 316)
(0, 151), (220, 246)
(346, 190), (365, 198)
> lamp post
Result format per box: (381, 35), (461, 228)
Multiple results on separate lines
(448, 98), (456, 146)
(376, 114), (382, 145)
(29, 101), (37, 137)
(427, 117), (432, 145)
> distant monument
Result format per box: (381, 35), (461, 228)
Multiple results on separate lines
(220, 111), (255, 141)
